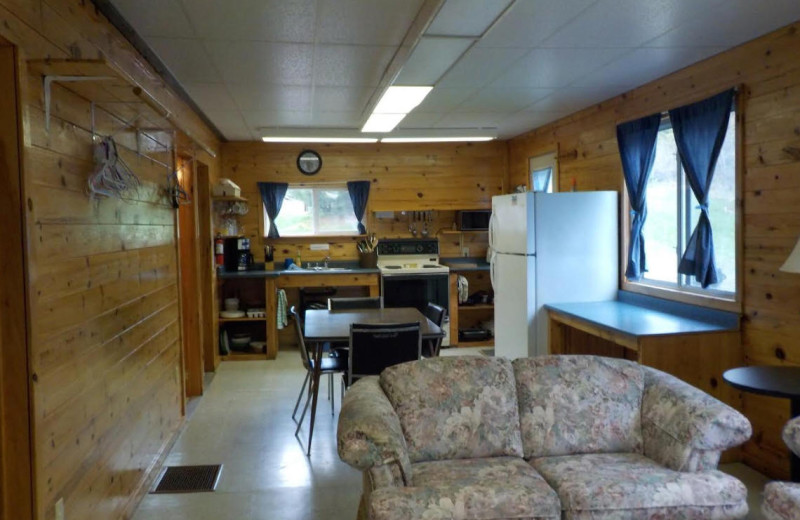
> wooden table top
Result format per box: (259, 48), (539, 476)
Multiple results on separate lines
(723, 366), (800, 400)
(304, 307), (443, 342)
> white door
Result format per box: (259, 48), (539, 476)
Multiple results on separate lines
(493, 253), (536, 359)
(491, 193), (534, 255)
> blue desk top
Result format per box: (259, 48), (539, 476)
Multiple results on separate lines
(545, 292), (740, 337)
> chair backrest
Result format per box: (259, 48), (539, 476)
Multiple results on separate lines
(423, 302), (446, 327)
(348, 322), (421, 386)
(328, 296), (383, 310)
(289, 306), (311, 370)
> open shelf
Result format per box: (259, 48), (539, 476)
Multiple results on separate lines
(458, 304), (493, 311)
(218, 317), (267, 323)
(212, 195), (248, 202)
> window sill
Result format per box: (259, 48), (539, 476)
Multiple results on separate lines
(621, 279), (741, 314)
(264, 234), (364, 243)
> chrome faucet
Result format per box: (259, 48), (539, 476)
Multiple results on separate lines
(324, 256), (331, 268)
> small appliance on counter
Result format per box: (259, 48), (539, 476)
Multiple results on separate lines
(223, 236), (253, 271)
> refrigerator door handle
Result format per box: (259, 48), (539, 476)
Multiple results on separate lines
(488, 213), (495, 249)
(489, 251), (496, 293)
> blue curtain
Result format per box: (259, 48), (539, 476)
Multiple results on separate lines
(616, 113), (661, 280)
(347, 181), (370, 234)
(668, 89), (734, 288)
(258, 182), (288, 238)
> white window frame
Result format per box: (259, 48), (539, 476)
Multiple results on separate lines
(262, 184), (360, 238)
(621, 105), (742, 313)
(529, 152), (558, 193)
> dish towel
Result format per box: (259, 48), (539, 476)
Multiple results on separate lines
(276, 289), (288, 329)
(457, 275), (469, 304)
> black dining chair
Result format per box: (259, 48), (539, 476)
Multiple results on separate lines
(328, 296), (383, 310)
(422, 302), (447, 357)
(347, 322), (421, 387)
(289, 307), (346, 431)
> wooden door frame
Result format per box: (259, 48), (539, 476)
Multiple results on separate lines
(194, 161), (218, 371)
(0, 43), (33, 520)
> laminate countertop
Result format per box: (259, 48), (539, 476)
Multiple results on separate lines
(217, 262), (379, 279)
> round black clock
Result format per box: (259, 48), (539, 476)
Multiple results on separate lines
(297, 149), (322, 175)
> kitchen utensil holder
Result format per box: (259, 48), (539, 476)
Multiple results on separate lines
(359, 251), (377, 268)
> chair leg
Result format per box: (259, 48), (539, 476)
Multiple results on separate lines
(330, 374), (335, 416)
(327, 372), (332, 400)
(292, 372), (310, 421)
(295, 388), (311, 436)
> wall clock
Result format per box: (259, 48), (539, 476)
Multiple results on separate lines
(297, 149), (322, 175)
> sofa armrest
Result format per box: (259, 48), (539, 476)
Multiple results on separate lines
(337, 376), (411, 487)
(783, 416), (800, 458)
(641, 366), (752, 472)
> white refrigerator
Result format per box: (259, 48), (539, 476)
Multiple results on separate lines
(489, 191), (618, 359)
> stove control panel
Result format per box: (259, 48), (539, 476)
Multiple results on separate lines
(377, 238), (439, 256)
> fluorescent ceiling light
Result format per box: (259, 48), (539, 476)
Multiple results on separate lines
(261, 136), (377, 143)
(373, 86), (433, 114)
(361, 113), (407, 133)
(381, 136), (495, 143)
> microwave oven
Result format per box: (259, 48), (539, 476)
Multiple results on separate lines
(457, 210), (491, 231)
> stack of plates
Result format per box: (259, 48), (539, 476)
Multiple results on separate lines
(220, 310), (245, 319)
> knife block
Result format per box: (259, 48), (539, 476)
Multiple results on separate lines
(359, 251), (377, 268)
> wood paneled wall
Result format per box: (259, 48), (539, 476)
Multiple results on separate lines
(221, 141), (506, 261)
(508, 21), (800, 479)
(0, 0), (220, 518)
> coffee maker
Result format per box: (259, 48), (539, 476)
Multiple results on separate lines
(223, 236), (253, 271)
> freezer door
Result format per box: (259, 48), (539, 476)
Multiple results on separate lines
(493, 253), (536, 359)
(491, 193), (535, 255)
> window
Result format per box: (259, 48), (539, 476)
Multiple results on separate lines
(529, 152), (558, 193)
(638, 111), (737, 296)
(265, 186), (359, 236)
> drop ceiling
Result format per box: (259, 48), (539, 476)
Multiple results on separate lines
(107, 0), (800, 141)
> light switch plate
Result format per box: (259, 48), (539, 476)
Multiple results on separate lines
(309, 243), (330, 251)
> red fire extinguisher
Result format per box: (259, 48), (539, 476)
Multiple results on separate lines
(214, 235), (224, 266)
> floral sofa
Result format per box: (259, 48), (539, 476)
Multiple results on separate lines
(763, 416), (800, 519)
(337, 355), (752, 520)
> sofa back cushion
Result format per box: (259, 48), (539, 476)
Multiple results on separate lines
(513, 355), (644, 458)
(380, 357), (524, 463)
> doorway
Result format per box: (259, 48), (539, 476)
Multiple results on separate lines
(0, 42), (33, 520)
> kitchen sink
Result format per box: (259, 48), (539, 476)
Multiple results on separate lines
(304, 266), (352, 272)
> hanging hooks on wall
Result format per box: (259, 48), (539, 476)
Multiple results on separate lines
(88, 136), (141, 199)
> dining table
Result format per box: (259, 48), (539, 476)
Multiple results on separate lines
(300, 307), (444, 455)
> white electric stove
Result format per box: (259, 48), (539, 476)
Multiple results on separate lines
(377, 238), (450, 346)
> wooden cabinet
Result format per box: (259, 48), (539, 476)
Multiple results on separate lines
(448, 269), (494, 348)
(217, 277), (270, 361)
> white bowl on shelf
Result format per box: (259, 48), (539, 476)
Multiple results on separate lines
(249, 341), (266, 353)
(246, 308), (266, 318)
(224, 298), (239, 311)
(220, 310), (245, 319)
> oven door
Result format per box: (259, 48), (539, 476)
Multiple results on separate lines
(381, 273), (449, 314)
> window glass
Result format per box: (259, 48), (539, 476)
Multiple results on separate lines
(265, 186), (358, 236)
(638, 111), (736, 296)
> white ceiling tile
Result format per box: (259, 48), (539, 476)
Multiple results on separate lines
(201, 109), (252, 140)
(206, 41), (314, 86)
(490, 47), (628, 88)
(316, 0), (425, 44)
(313, 45), (395, 87)
(146, 38), (221, 83)
(541, 0), (725, 49)
(179, 0), (316, 42)
(646, 0), (800, 48)
(395, 37), (475, 86)
(228, 85), (312, 111)
(427, 0), (513, 37)
(478, 0), (596, 48)
(434, 112), (507, 128)
(496, 110), (571, 139)
(437, 47), (529, 88)
(182, 83), (238, 111)
(308, 112), (363, 127)
(312, 87), (374, 113)
(526, 86), (620, 113)
(459, 87), (555, 112)
(398, 112), (445, 128)
(242, 110), (313, 128)
(571, 47), (725, 90)
(111, 0), (195, 38)
(415, 88), (477, 112)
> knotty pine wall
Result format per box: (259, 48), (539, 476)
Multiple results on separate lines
(221, 141), (505, 262)
(508, 21), (800, 480)
(0, 0), (221, 518)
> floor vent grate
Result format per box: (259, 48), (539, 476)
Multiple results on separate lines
(151, 464), (222, 493)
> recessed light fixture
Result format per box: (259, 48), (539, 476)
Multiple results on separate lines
(261, 136), (378, 143)
(361, 86), (433, 133)
(381, 136), (495, 143)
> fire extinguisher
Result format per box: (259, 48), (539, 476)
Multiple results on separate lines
(214, 235), (224, 266)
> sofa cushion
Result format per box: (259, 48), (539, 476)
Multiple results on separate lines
(763, 481), (800, 520)
(380, 357), (523, 462)
(531, 453), (748, 519)
(369, 457), (560, 520)
(513, 356), (644, 458)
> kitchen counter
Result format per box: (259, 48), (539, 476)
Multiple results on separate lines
(217, 261), (379, 279)
(441, 258), (490, 272)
